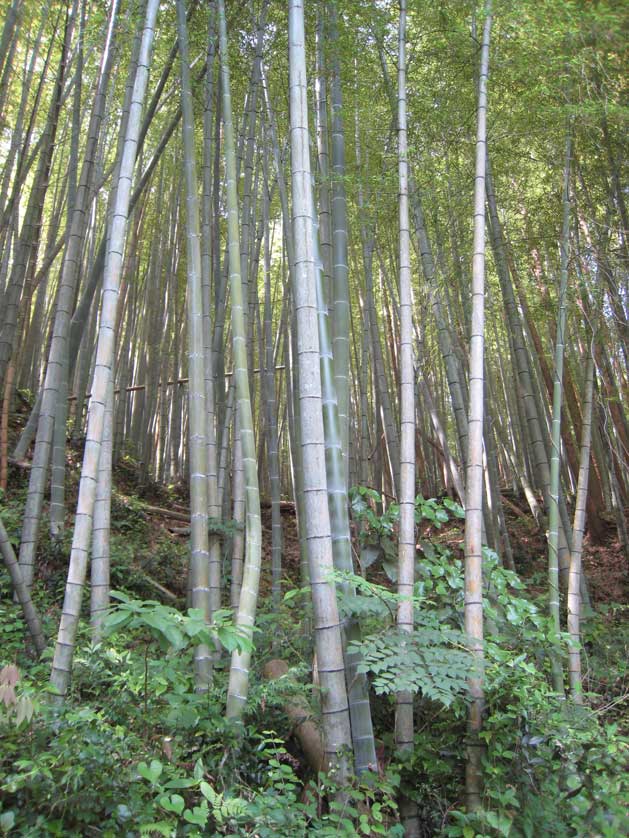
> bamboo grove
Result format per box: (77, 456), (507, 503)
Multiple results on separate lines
(0, 0), (627, 832)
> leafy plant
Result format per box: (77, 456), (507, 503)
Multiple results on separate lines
(102, 592), (253, 655)
(100, 593), (254, 720)
(1, 700), (151, 835)
(208, 516), (243, 539)
(350, 624), (471, 706)
(349, 487), (463, 582)
(0, 665), (35, 728)
(334, 570), (471, 706)
(0, 490), (25, 550)
(133, 736), (405, 838)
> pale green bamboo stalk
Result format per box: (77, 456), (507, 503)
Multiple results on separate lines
(315, 10), (333, 309)
(329, 1), (350, 483)
(49, 353), (68, 539)
(568, 345), (594, 703)
(230, 420), (246, 610)
(48, 1), (123, 539)
(483, 371), (515, 569)
(217, 380), (234, 511)
(312, 175), (377, 775)
(464, 1), (492, 812)
(238, 5), (266, 361)
(262, 149), (283, 609)
(288, 0), (353, 780)
(200, 3), (222, 626)
(260, 62), (309, 592)
(548, 126), (573, 696)
(396, 3), (420, 833)
(49, 0), (160, 701)
(218, 0), (262, 720)
(176, 0), (212, 689)
(376, 38), (470, 471)
(90, 375), (113, 643)
(288, 314), (310, 593)
(0, 516), (46, 655)
(71, 275), (98, 444)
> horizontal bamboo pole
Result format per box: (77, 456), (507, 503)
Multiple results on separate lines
(66, 365), (287, 402)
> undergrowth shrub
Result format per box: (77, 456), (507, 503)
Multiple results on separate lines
(1, 488), (627, 836)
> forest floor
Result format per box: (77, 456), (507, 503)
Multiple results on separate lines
(4, 395), (628, 619)
(111, 445), (629, 599)
(94, 456), (629, 612)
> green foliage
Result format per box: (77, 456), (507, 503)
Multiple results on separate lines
(394, 556), (629, 837)
(131, 737), (404, 837)
(1, 690), (406, 838)
(333, 567), (471, 706)
(110, 493), (150, 538)
(1, 699), (149, 836)
(0, 665), (35, 728)
(102, 592), (253, 655)
(132, 754), (250, 835)
(1, 477), (625, 838)
(350, 624), (471, 706)
(334, 507), (629, 838)
(349, 485), (399, 576)
(0, 489), (26, 549)
(207, 516), (243, 539)
(581, 604), (629, 704)
(445, 678), (629, 837)
(0, 600), (29, 651)
(349, 487), (463, 582)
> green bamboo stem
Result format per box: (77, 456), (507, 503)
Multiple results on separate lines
(464, 1), (492, 812)
(218, 0), (263, 720)
(176, 0), (212, 690)
(329, 1), (351, 484)
(90, 376), (114, 643)
(0, 516), (46, 655)
(312, 176), (377, 775)
(396, 3), (420, 833)
(568, 345), (594, 703)
(49, 0), (159, 701)
(288, 0), (353, 780)
(548, 126), (573, 696)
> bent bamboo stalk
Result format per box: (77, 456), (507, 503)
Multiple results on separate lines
(263, 659), (325, 773)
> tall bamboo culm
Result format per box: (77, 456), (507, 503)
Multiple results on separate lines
(288, 0), (353, 781)
(176, 0), (212, 690)
(464, 0), (492, 812)
(395, 2), (420, 834)
(567, 346), (595, 702)
(547, 125), (573, 696)
(49, 0), (160, 701)
(218, 0), (263, 721)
